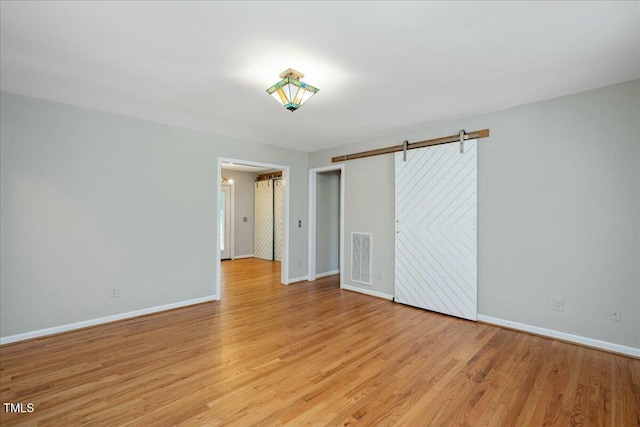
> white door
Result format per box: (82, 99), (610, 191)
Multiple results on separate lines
(274, 179), (284, 262)
(220, 183), (232, 260)
(254, 180), (273, 260)
(394, 140), (477, 321)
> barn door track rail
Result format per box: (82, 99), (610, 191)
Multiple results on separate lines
(331, 129), (489, 163)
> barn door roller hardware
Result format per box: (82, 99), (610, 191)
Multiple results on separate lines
(256, 171), (283, 182)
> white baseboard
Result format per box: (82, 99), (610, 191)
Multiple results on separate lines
(341, 284), (394, 301)
(7, 294), (635, 359)
(477, 315), (639, 358)
(286, 275), (309, 284)
(0, 295), (219, 345)
(315, 269), (340, 279)
(233, 254), (254, 259)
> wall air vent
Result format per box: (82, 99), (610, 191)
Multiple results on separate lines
(351, 232), (372, 285)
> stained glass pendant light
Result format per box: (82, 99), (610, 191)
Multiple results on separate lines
(266, 68), (319, 111)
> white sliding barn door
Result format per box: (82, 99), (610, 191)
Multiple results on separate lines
(394, 140), (477, 321)
(273, 179), (284, 262)
(254, 178), (284, 262)
(254, 180), (273, 260)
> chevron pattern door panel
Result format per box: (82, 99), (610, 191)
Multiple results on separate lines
(394, 140), (477, 321)
(254, 180), (273, 260)
(273, 179), (284, 262)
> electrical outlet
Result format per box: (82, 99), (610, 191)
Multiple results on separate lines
(110, 286), (120, 298)
(553, 298), (564, 312)
(609, 307), (621, 321)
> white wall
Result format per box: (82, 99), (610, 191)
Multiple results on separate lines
(220, 169), (258, 258)
(315, 171), (340, 274)
(309, 80), (640, 350)
(2, 81), (638, 351)
(0, 92), (309, 340)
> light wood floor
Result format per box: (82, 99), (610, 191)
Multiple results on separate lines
(1, 258), (638, 426)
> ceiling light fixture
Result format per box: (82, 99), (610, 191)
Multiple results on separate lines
(266, 68), (319, 112)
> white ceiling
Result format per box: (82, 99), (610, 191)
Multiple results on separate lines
(1, 1), (638, 152)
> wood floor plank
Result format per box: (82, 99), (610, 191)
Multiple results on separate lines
(1, 258), (638, 426)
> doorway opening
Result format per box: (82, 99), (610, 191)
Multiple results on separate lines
(216, 157), (290, 299)
(308, 164), (345, 283)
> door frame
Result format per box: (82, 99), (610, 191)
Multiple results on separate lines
(308, 164), (345, 283)
(216, 157), (290, 299)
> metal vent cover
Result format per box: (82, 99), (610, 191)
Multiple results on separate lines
(351, 232), (372, 285)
